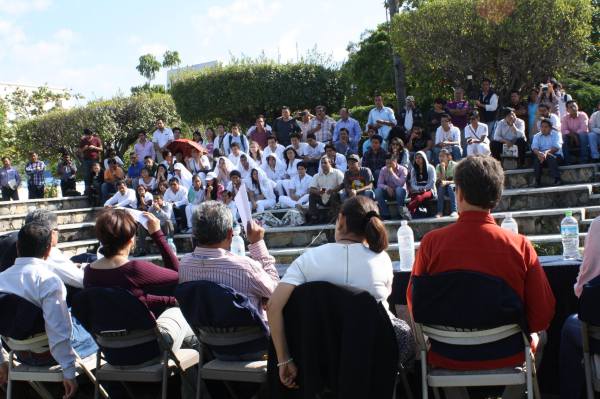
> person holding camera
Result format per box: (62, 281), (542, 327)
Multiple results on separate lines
(57, 153), (78, 196)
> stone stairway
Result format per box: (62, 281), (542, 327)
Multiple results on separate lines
(1, 163), (599, 265)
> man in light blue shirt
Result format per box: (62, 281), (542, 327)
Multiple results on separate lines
(333, 108), (362, 154)
(531, 118), (563, 187)
(0, 223), (97, 398)
(367, 94), (397, 142)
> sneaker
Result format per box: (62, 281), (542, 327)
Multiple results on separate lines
(435, 213), (442, 218)
(450, 212), (458, 218)
(399, 206), (412, 221)
(183, 227), (193, 234)
(554, 178), (563, 186)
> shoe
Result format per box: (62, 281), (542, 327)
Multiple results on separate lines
(534, 179), (542, 188)
(295, 203), (307, 214)
(399, 206), (412, 221)
(450, 212), (458, 218)
(554, 178), (563, 186)
(435, 213), (442, 218)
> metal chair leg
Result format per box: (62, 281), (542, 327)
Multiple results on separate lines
(399, 364), (414, 399)
(161, 351), (169, 399)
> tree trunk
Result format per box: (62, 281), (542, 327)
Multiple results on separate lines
(388, 0), (406, 112)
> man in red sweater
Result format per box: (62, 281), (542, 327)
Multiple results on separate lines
(407, 156), (555, 393)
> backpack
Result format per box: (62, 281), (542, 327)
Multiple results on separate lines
(228, 134), (247, 152)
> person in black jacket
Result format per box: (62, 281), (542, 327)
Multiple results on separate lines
(86, 161), (103, 206)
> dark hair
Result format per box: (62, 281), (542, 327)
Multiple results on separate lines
(267, 135), (277, 142)
(482, 78), (492, 84)
(94, 209), (138, 258)
(306, 133), (316, 141)
(440, 113), (451, 120)
(470, 110), (480, 119)
(434, 98), (446, 105)
(172, 127), (181, 133)
(168, 177), (179, 185)
(83, 128), (93, 135)
(162, 150), (172, 158)
(229, 170), (241, 178)
(540, 118), (553, 128)
(153, 193), (163, 200)
(339, 127), (349, 134)
(501, 107), (515, 118)
(115, 179), (126, 187)
(340, 196), (387, 253)
(454, 156), (504, 209)
(230, 142), (240, 148)
(281, 106), (289, 111)
(250, 168), (262, 195)
(371, 134), (383, 144)
(290, 132), (302, 140)
(18, 223), (52, 258)
(510, 89), (520, 96)
(566, 100), (577, 107)
(324, 143), (336, 152)
(390, 137), (405, 152)
(297, 161), (306, 169)
(138, 129), (147, 136)
(285, 147), (299, 167)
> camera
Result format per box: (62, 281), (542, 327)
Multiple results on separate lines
(540, 83), (549, 91)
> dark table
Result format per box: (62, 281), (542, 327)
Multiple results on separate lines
(389, 256), (581, 396)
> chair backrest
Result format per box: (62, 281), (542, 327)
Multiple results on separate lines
(0, 293), (45, 340)
(579, 277), (600, 354)
(72, 287), (161, 366)
(411, 270), (527, 364)
(268, 281), (399, 399)
(175, 280), (269, 359)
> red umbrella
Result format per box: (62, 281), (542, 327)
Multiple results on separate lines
(166, 139), (206, 159)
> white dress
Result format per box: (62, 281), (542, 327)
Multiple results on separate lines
(464, 123), (491, 156)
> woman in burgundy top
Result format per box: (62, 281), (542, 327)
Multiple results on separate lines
(84, 209), (196, 354)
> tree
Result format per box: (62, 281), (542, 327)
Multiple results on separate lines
(162, 50), (181, 69)
(136, 54), (162, 83)
(341, 24), (395, 107)
(391, 0), (592, 99)
(5, 86), (74, 120)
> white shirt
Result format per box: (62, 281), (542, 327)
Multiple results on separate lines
(288, 174), (313, 197)
(134, 140), (155, 161)
(223, 133), (250, 155)
(309, 168), (344, 203)
(281, 243), (394, 312)
(464, 123), (489, 143)
(590, 110), (600, 134)
(47, 248), (84, 288)
(319, 153), (347, 173)
(435, 125), (461, 145)
(0, 258), (77, 378)
(288, 142), (309, 157)
(304, 142), (325, 159)
(228, 152), (243, 167)
(404, 108), (413, 131)
(263, 144), (286, 162)
(138, 176), (157, 191)
(284, 159), (302, 180)
(536, 113), (561, 132)
(367, 106), (397, 140)
(152, 128), (174, 150)
(164, 186), (189, 207)
(104, 188), (137, 208)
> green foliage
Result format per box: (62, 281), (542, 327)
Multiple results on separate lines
(347, 105), (373, 128)
(130, 83), (167, 95)
(14, 93), (180, 161)
(563, 62), (600, 114)
(589, 0), (600, 62)
(6, 86), (76, 120)
(136, 54), (162, 83)
(341, 24), (395, 107)
(162, 50), (181, 69)
(392, 0), (592, 100)
(170, 62), (346, 126)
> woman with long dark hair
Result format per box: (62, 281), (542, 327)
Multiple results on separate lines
(408, 151), (437, 216)
(267, 196), (414, 388)
(246, 168), (275, 212)
(204, 172), (224, 201)
(389, 137), (411, 170)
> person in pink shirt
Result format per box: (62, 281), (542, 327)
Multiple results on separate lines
(561, 100), (592, 164)
(374, 153), (410, 220)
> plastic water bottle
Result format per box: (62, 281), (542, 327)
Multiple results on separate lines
(230, 224), (246, 256)
(501, 213), (519, 234)
(167, 238), (177, 256)
(397, 220), (415, 272)
(561, 210), (580, 260)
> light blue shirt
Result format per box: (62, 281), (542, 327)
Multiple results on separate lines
(367, 106), (397, 140)
(333, 117), (362, 153)
(0, 258), (77, 379)
(531, 131), (563, 157)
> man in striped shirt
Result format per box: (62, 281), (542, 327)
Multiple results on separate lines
(179, 201), (279, 321)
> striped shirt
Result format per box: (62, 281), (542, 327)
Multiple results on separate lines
(178, 240), (279, 320)
(25, 161), (46, 186)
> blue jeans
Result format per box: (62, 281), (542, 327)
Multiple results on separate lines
(340, 189), (375, 202)
(375, 186), (407, 219)
(590, 131), (599, 160)
(563, 132), (590, 164)
(100, 182), (116, 204)
(432, 145), (462, 165)
(559, 314), (584, 399)
(436, 184), (456, 215)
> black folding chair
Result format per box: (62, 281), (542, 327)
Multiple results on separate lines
(175, 280), (270, 399)
(72, 287), (198, 399)
(579, 280), (600, 399)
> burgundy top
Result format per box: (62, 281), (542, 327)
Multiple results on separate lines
(83, 230), (179, 317)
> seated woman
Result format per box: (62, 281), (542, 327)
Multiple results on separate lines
(560, 216), (600, 399)
(262, 154), (286, 195)
(156, 180), (169, 197)
(389, 137), (411, 171)
(173, 163), (193, 190)
(186, 148), (211, 177)
(434, 149), (458, 218)
(135, 184), (153, 211)
(84, 209), (196, 355)
(154, 163), (170, 188)
(204, 172), (224, 202)
(213, 156), (236, 188)
(138, 167), (157, 192)
(246, 168), (276, 213)
(249, 140), (264, 167)
(267, 196), (414, 388)
(464, 111), (490, 156)
(408, 151), (437, 217)
(185, 174), (205, 232)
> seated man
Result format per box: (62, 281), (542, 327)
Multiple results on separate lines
(375, 154), (410, 220)
(137, 193), (174, 256)
(532, 118), (564, 187)
(407, 156), (555, 399)
(362, 134), (387, 183)
(407, 156), (555, 397)
(227, 142), (244, 167)
(263, 135), (286, 162)
(405, 125), (433, 162)
(164, 177), (189, 232)
(303, 133), (325, 176)
(104, 179), (137, 208)
(179, 201), (279, 323)
(433, 114), (462, 164)
(434, 149), (458, 218)
(341, 154), (374, 201)
(101, 159), (125, 204)
(125, 151), (144, 189)
(288, 132), (309, 158)
(320, 144), (347, 173)
(0, 223), (98, 398)
(333, 127), (353, 157)
(561, 100), (591, 165)
(491, 107), (527, 167)
(306, 157), (344, 224)
(278, 162), (312, 209)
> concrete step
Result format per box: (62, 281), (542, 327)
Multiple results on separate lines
(504, 163), (598, 189)
(494, 183), (600, 213)
(133, 233), (587, 267)
(0, 207), (101, 232)
(586, 206), (600, 219)
(0, 196), (89, 216)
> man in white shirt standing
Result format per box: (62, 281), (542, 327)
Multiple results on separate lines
(152, 119), (174, 163)
(278, 162), (313, 209)
(263, 136), (286, 162)
(433, 114), (462, 164)
(104, 180), (137, 208)
(0, 223), (97, 398)
(164, 177), (189, 232)
(367, 93), (397, 143)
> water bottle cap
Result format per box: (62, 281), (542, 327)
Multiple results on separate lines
(565, 210), (573, 217)
(233, 224), (241, 235)
(505, 212), (512, 218)
(401, 220), (408, 226)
